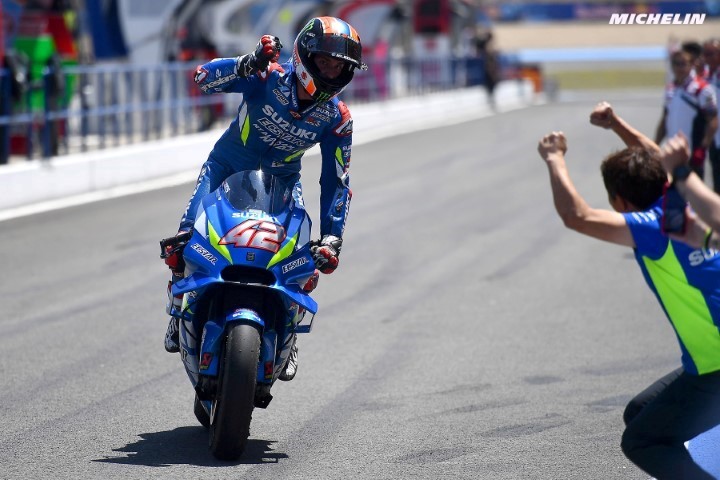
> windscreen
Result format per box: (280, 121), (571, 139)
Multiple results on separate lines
(221, 170), (293, 216)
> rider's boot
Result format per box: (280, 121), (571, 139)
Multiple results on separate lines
(164, 316), (180, 353)
(279, 334), (298, 381)
(277, 272), (316, 379)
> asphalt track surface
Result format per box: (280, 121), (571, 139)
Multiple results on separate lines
(0, 90), (716, 479)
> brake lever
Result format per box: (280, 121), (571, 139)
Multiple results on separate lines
(159, 230), (194, 258)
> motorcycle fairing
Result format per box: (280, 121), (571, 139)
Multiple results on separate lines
(174, 171), (318, 392)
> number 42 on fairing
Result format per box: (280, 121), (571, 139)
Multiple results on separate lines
(219, 220), (287, 253)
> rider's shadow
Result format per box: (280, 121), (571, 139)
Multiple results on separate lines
(93, 426), (288, 466)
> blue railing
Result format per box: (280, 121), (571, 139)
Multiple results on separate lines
(0, 56), (494, 164)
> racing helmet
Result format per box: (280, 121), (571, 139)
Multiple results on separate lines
(293, 17), (367, 102)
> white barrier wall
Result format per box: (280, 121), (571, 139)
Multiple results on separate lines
(0, 81), (534, 213)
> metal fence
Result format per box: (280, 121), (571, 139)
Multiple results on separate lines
(0, 56), (497, 164)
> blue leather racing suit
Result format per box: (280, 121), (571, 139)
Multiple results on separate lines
(181, 58), (354, 239)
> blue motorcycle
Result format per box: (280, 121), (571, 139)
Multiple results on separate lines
(160, 170), (318, 460)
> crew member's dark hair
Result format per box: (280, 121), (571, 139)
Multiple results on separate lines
(681, 40), (703, 59)
(600, 147), (666, 210)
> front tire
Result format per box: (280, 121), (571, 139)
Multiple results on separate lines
(208, 323), (260, 460)
(194, 394), (210, 429)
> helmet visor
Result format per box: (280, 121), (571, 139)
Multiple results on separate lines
(307, 36), (362, 67)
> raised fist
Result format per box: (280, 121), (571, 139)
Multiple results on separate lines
(253, 35), (283, 71)
(589, 101), (615, 129)
(537, 131), (568, 161)
(658, 132), (689, 171)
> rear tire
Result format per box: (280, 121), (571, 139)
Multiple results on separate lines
(208, 323), (260, 460)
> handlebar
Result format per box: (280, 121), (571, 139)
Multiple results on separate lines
(159, 230), (193, 258)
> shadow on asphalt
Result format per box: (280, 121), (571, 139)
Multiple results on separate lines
(93, 426), (288, 466)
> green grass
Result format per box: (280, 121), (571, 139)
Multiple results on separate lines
(548, 69), (666, 90)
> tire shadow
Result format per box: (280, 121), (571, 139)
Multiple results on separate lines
(93, 426), (288, 466)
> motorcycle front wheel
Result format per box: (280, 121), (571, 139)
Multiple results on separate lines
(194, 394), (210, 429)
(208, 322), (260, 460)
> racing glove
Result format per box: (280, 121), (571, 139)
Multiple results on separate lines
(160, 230), (192, 275)
(236, 35), (283, 77)
(303, 269), (320, 292)
(311, 236), (343, 274)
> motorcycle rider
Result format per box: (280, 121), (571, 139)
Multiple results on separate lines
(162, 17), (366, 382)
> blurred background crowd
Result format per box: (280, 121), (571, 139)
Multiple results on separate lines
(0, 0), (719, 163)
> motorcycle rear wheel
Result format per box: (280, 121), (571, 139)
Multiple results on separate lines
(208, 322), (260, 460)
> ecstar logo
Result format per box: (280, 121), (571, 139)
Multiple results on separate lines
(281, 256), (308, 274)
(609, 13), (706, 25)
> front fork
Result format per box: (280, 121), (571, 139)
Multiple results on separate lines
(190, 307), (296, 409)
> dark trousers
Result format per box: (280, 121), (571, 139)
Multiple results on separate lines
(621, 368), (720, 479)
(710, 143), (720, 195)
